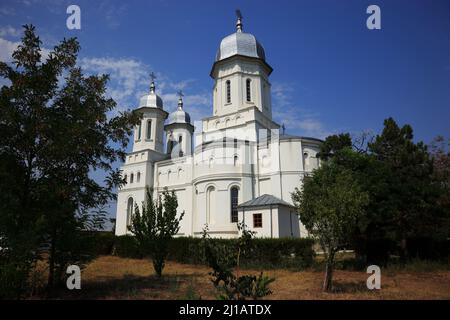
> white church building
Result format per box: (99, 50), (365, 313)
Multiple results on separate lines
(115, 15), (322, 238)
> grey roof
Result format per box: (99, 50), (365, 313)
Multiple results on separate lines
(167, 108), (191, 125)
(237, 194), (295, 208)
(279, 134), (324, 143)
(139, 91), (163, 109)
(167, 106), (191, 125)
(215, 31), (266, 62)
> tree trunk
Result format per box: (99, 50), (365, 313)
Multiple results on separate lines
(322, 251), (335, 292)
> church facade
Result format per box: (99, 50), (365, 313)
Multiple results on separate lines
(115, 15), (322, 238)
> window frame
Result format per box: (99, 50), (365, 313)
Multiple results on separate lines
(246, 78), (251, 102)
(230, 187), (239, 223)
(226, 80), (231, 104)
(253, 213), (262, 228)
(146, 119), (152, 140)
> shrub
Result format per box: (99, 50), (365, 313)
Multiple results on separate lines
(114, 235), (143, 259)
(113, 235), (315, 269)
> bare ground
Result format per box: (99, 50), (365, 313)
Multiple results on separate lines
(33, 255), (450, 300)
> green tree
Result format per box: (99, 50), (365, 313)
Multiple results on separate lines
(368, 118), (438, 258)
(292, 162), (369, 291)
(317, 133), (352, 160)
(0, 25), (139, 296)
(129, 187), (184, 277)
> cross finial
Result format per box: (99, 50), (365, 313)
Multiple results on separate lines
(149, 72), (157, 93)
(236, 9), (243, 32)
(177, 90), (184, 109)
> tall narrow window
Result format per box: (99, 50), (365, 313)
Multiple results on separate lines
(178, 135), (183, 157)
(126, 197), (134, 226)
(246, 78), (251, 102)
(167, 140), (174, 154)
(233, 155), (238, 167)
(137, 123), (141, 140)
(146, 120), (152, 140)
(230, 187), (239, 223)
(137, 172), (141, 183)
(226, 80), (231, 104)
(206, 186), (216, 224)
(130, 173), (134, 184)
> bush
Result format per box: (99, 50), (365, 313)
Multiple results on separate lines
(113, 236), (315, 269)
(406, 237), (450, 261)
(89, 232), (116, 256)
(114, 235), (143, 259)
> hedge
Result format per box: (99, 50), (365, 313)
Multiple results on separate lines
(111, 236), (315, 269)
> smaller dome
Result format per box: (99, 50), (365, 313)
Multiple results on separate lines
(167, 98), (191, 125)
(138, 82), (163, 109)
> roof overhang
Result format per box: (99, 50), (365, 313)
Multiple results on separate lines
(210, 54), (273, 78)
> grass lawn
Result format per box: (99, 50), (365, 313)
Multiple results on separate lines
(32, 255), (450, 300)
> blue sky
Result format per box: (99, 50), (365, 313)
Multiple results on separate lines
(1, 0), (449, 223)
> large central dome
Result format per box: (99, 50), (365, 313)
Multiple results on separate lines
(215, 31), (266, 62)
(215, 13), (266, 62)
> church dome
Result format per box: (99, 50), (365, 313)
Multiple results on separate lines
(215, 32), (266, 62)
(215, 13), (266, 62)
(138, 81), (163, 109)
(167, 97), (191, 125)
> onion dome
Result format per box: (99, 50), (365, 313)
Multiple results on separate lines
(166, 91), (191, 125)
(215, 11), (266, 62)
(138, 73), (163, 109)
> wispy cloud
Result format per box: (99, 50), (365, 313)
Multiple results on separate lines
(0, 26), (21, 38)
(98, 1), (128, 30)
(0, 36), (51, 63)
(0, 38), (20, 63)
(272, 82), (330, 139)
(80, 56), (211, 121)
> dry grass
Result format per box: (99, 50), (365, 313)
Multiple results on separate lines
(33, 255), (450, 300)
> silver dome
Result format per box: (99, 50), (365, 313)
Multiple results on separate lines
(167, 99), (191, 125)
(139, 91), (163, 109)
(215, 31), (266, 62)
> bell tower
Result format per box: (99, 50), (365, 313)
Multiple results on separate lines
(133, 73), (168, 153)
(210, 11), (273, 119)
(164, 91), (194, 158)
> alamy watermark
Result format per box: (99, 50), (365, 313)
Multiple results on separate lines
(366, 265), (381, 290)
(66, 265), (81, 290)
(66, 5), (81, 30)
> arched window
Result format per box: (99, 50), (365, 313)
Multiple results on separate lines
(246, 78), (251, 102)
(130, 173), (134, 184)
(146, 120), (152, 140)
(206, 186), (216, 225)
(126, 197), (134, 226)
(226, 80), (231, 104)
(124, 174), (127, 184)
(178, 135), (183, 156)
(167, 170), (171, 181)
(136, 172), (141, 183)
(137, 123), (141, 140)
(167, 139), (174, 154)
(230, 187), (239, 223)
(233, 155), (238, 166)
